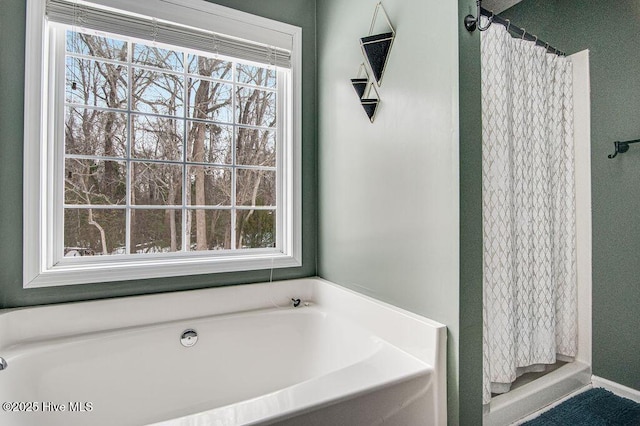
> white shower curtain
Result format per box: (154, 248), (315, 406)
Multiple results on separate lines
(481, 22), (577, 405)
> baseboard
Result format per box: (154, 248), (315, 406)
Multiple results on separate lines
(591, 375), (640, 403)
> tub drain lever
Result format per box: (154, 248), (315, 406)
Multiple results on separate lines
(291, 298), (301, 308)
(0, 357), (7, 371)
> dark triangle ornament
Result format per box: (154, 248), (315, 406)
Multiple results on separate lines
(360, 32), (394, 84)
(360, 99), (379, 122)
(350, 78), (368, 99)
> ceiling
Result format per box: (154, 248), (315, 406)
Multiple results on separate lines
(482, 0), (524, 14)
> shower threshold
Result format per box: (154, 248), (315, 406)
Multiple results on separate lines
(491, 361), (568, 398)
(484, 361), (591, 426)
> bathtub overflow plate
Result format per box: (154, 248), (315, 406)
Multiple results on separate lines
(180, 329), (198, 347)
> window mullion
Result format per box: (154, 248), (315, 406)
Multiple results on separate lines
(231, 63), (237, 251)
(182, 50), (189, 253)
(125, 37), (133, 255)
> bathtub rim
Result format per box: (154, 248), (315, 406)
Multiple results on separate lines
(0, 277), (446, 364)
(0, 277), (447, 425)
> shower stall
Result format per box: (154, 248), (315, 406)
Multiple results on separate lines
(471, 10), (593, 426)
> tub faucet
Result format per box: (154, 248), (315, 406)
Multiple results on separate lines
(0, 357), (6, 371)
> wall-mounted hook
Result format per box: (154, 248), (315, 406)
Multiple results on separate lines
(465, 0), (493, 32)
(608, 139), (640, 158)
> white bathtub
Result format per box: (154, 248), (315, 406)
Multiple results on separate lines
(0, 278), (446, 425)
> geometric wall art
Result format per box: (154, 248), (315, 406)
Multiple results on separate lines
(351, 64), (380, 122)
(351, 1), (395, 122)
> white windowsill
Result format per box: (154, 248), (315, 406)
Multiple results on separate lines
(26, 252), (301, 288)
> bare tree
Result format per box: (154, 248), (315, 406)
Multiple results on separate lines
(187, 57), (231, 250)
(64, 31), (277, 255)
(235, 66), (276, 248)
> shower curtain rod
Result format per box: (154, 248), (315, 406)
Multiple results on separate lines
(480, 8), (566, 56)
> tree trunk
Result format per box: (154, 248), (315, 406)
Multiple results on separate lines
(168, 179), (177, 252)
(237, 172), (262, 248)
(102, 61), (123, 198)
(190, 59), (213, 251)
(87, 209), (108, 255)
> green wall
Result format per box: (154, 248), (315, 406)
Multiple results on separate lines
(0, 0), (317, 308)
(1, 0), (488, 423)
(316, 0), (484, 423)
(501, 0), (640, 391)
(458, 0), (484, 424)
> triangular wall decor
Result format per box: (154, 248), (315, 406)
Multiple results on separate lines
(360, 31), (394, 85)
(360, 78), (380, 123)
(349, 2), (394, 123)
(350, 78), (368, 99)
(361, 99), (379, 122)
(350, 64), (380, 122)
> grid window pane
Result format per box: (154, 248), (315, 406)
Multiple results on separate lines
(132, 68), (184, 116)
(236, 209), (275, 249)
(186, 122), (232, 164)
(236, 63), (276, 88)
(66, 57), (128, 108)
(133, 44), (184, 72)
(188, 209), (232, 251)
(132, 162), (183, 206)
(236, 87), (276, 127)
(187, 166), (232, 207)
(65, 107), (127, 157)
(64, 208), (126, 256)
(130, 209), (183, 254)
(66, 31), (128, 61)
(132, 114), (184, 161)
(188, 78), (233, 123)
(65, 159), (127, 205)
(236, 127), (275, 167)
(236, 169), (276, 207)
(187, 55), (232, 81)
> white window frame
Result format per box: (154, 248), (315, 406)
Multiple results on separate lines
(23, 0), (302, 288)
